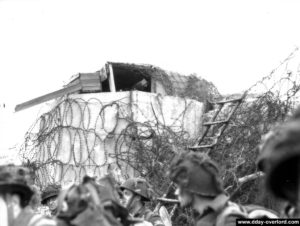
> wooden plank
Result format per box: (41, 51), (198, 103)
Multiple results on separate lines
(15, 83), (82, 112)
(80, 80), (101, 87)
(80, 73), (99, 80)
(203, 120), (229, 126)
(212, 92), (247, 105)
(80, 78), (100, 85)
(80, 77), (102, 92)
(151, 78), (156, 93)
(81, 87), (102, 92)
(108, 63), (116, 92)
(67, 78), (80, 87)
(81, 84), (101, 89)
(156, 197), (179, 204)
(67, 73), (80, 84)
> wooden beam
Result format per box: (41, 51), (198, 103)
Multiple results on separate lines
(238, 172), (264, 184)
(157, 197), (179, 204)
(108, 63), (116, 92)
(15, 83), (82, 112)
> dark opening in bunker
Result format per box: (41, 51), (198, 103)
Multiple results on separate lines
(111, 63), (151, 92)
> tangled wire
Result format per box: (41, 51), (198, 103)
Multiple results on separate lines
(209, 48), (300, 211)
(20, 48), (300, 225)
(20, 92), (200, 194)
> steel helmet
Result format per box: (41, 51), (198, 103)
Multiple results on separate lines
(41, 183), (61, 204)
(120, 177), (154, 201)
(169, 151), (224, 197)
(0, 164), (34, 204)
(263, 119), (300, 204)
(256, 128), (282, 172)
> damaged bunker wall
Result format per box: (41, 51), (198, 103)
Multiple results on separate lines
(25, 91), (205, 188)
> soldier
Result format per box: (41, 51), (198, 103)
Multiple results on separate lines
(97, 175), (153, 226)
(257, 110), (300, 218)
(120, 177), (165, 226)
(55, 175), (151, 226)
(0, 164), (56, 226)
(169, 151), (248, 226)
(42, 184), (61, 216)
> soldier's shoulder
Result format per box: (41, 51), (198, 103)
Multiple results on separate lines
(244, 204), (278, 219)
(143, 208), (157, 218)
(134, 221), (153, 226)
(143, 208), (164, 226)
(28, 214), (57, 226)
(216, 202), (248, 226)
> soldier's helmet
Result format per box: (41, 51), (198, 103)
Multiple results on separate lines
(41, 183), (61, 205)
(169, 151), (224, 197)
(0, 164), (34, 205)
(97, 175), (120, 203)
(261, 120), (300, 204)
(96, 175), (140, 226)
(120, 177), (154, 201)
(256, 129), (282, 172)
(257, 107), (300, 205)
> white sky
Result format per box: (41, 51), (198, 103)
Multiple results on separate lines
(1, 0), (300, 154)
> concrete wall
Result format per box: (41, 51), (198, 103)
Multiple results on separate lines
(31, 91), (204, 187)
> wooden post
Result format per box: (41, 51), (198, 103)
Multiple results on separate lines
(15, 83), (82, 112)
(108, 63), (116, 92)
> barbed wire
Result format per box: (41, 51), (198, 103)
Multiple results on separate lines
(210, 47), (300, 211)
(20, 49), (300, 224)
(20, 94), (198, 192)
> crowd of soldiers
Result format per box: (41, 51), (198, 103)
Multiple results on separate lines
(0, 106), (300, 225)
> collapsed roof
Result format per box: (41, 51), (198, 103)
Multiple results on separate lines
(15, 62), (221, 112)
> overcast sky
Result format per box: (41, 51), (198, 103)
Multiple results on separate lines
(1, 0), (300, 154)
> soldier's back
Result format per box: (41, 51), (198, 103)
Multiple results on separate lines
(135, 206), (164, 226)
(196, 201), (247, 226)
(12, 207), (56, 226)
(244, 204), (278, 219)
